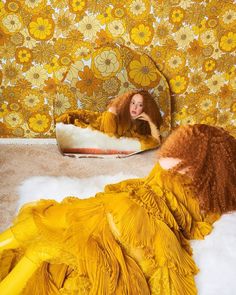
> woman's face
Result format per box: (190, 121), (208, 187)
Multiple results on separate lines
(129, 94), (144, 118)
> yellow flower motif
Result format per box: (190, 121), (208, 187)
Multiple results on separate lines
(0, 104), (8, 118)
(44, 57), (60, 74)
(220, 32), (236, 52)
(92, 47), (122, 80)
(128, 55), (159, 87)
(97, 7), (113, 24)
(203, 58), (216, 72)
(173, 26), (195, 49)
(219, 6), (236, 29)
(23, 92), (44, 111)
(4, 111), (23, 127)
(15, 47), (32, 64)
(205, 74), (225, 94)
(69, 0), (86, 14)
(73, 41), (92, 61)
(24, 0), (46, 13)
(25, 65), (48, 87)
(165, 50), (185, 73)
(131, 24), (153, 46)
(29, 16), (54, 41)
(127, 0), (150, 20)
(200, 29), (216, 45)
(225, 66), (235, 81)
(1, 13), (22, 34)
(78, 15), (100, 39)
(201, 116), (216, 125)
(107, 19), (125, 38)
(193, 19), (207, 35)
(5, 0), (21, 13)
(170, 75), (188, 94)
(170, 8), (184, 24)
(111, 5), (126, 19)
(28, 113), (51, 133)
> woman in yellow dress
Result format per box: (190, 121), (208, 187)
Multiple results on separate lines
(0, 124), (236, 295)
(56, 90), (162, 150)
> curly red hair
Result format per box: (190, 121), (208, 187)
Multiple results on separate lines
(108, 90), (162, 135)
(158, 124), (236, 214)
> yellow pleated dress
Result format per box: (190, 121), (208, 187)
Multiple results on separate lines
(0, 164), (217, 295)
(56, 109), (159, 150)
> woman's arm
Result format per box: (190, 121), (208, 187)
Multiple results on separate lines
(136, 112), (161, 144)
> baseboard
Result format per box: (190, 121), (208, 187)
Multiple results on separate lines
(0, 138), (57, 144)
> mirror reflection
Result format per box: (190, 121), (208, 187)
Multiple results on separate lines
(56, 89), (162, 157)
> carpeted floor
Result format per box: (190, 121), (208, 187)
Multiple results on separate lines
(0, 144), (156, 231)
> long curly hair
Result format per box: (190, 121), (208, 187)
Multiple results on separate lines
(158, 124), (236, 214)
(108, 90), (162, 135)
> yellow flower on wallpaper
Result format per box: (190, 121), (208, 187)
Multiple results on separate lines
(130, 23), (153, 46)
(203, 58), (216, 73)
(92, 47), (122, 79)
(199, 96), (217, 113)
(173, 26), (195, 49)
(1, 13), (22, 34)
(69, 0), (86, 14)
(7, 102), (21, 112)
(5, 1), (21, 13)
(4, 111), (23, 128)
(199, 29), (216, 46)
(102, 76), (121, 96)
(54, 10), (76, 36)
(21, 29), (37, 49)
(193, 19), (207, 35)
(2, 61), (21, 85)
(200, 115), (217, 125)
(76, 66), (102, 96)
(0, 43), (16, 59)
(65, 60), (84, 82)
(111, 5), (125, 19)
(28, 113), (51, 133)
(54, 94), (72, 116)
(0, 104), (8, 118)
(128, 55), (159, 87)
(170, 75), (188, 94)
(219, 5), (236, 30)
(97, 7), (113, 24)
(24, 0), (46, 13)
(15, 47), (32, 64)
(117, 70), (136, 94)
(205, 74), (225, 94)
(165, 50), (186, 74)
(44, 57), (60, 74)
(29, 16), (54, 40)
(169, 7), (185, 24)
(25, 65), (48, 87)
(78, 15), (100, 39)
(219, 32), (236, 52)
(73, 42), (92, 60)
(127, 0), (150, 20)
(107, 19), (125, 38)
(22, 90), (44, 111)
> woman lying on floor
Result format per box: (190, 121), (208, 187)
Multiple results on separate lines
(56, 89), (162, 150)
(0, 124), (236, 295)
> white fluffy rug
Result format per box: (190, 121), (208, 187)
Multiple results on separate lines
(17, 175), (236, 295)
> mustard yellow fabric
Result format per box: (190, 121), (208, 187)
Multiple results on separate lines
(56, 109), (159, 150)
(0, 164), (218, 295)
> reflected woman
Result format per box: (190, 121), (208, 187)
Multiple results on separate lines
(56, 90), (162, 150)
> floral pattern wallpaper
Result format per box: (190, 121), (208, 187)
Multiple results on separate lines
(0, 0), (235, 138)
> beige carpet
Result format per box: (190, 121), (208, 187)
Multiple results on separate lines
(0, 144), (156, 231)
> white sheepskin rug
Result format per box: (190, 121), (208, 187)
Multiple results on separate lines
(17, 175), (236, 295)
(56, 123), (141, 151)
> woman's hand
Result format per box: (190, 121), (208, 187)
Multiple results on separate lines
(135, 112), (151, 123)
(136, 112), (161, 143)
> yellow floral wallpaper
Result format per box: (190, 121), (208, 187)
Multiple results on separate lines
(0, 0), (235, 138)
